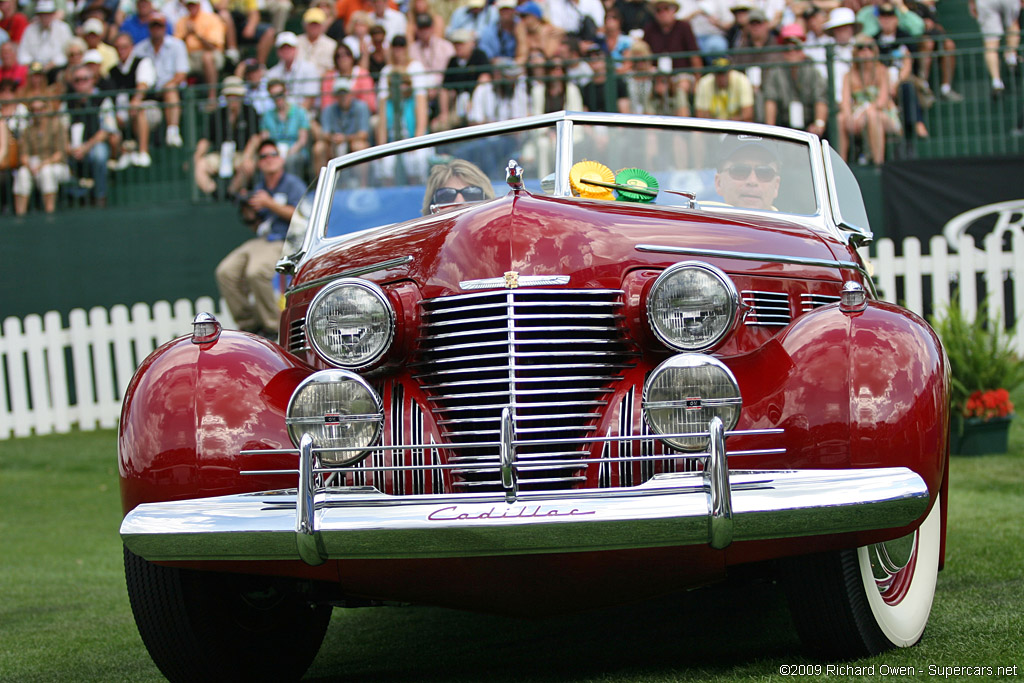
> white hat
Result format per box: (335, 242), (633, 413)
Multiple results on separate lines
(35, 0), (56, 12)
(333, 76), (352, 92)
(83, 49), (103, 64)
(275, 31), (298, 47)
(82, 17), (105, 35)
(824, 7), (860, 32)
(448, 28), (475, 43)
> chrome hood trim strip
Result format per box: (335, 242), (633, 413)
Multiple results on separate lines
(636, 244), (864, 273)
(286, 256), (413, 295)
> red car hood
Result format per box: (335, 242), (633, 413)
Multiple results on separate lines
(296, 192), (848, 296)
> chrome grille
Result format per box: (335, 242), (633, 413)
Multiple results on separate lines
(801, 294), (841, 312)
(741, 291), (791, 327)
(288, 317), (309, 354)
(415, 289), (638, 492)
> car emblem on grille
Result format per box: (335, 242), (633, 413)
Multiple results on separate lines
(459, 274), (571, 290)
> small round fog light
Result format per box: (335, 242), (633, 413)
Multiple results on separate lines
(643, 354), (742, 451)
(286, 370), (383, 465)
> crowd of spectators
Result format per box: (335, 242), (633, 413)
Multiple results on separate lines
(0, 0), (1014, 214)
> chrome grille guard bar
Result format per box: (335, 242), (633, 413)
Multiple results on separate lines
(120, 419), (931, 567)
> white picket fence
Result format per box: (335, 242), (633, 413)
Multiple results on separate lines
(1, 297), (233, 440)
(2, 231), (1022, 440)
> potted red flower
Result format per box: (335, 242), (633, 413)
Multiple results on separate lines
(933, 303), (1022, 455)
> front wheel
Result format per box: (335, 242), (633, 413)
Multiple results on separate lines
(778, 493), (941, 659)
(124, 547), (332, 682)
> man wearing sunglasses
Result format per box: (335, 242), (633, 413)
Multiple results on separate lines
(714, 139), (781, 211)
(216, 137), (306, 339)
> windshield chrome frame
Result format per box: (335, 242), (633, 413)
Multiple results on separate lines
(294, 112), (841, 271)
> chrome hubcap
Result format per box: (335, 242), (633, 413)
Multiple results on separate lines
(868, 530), (917, 590)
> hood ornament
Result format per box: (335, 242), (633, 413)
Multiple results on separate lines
(506, 160), (524, 190)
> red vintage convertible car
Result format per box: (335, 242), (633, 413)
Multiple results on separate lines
(119, 112), (948, 681)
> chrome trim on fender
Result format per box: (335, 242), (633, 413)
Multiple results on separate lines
(286, 256), (413, 295)
(635, 244), (865, 274)
(120, 467), (930, 563)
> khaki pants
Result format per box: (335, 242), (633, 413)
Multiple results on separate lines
(215, 237), (284, 333)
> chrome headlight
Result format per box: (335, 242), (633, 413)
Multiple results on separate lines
(643, 354), (741, 451)
(647, 262), (738, 351)
(286, 370), (383, 465)
(307, 279), (394, 369)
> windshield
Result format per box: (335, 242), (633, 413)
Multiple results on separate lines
(322, 120), (818, 239)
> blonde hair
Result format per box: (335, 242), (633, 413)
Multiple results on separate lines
(422, 159), (494, 215)
(66, 37), (88, 56)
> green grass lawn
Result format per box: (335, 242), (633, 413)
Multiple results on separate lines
(1, 423), (1022, 682)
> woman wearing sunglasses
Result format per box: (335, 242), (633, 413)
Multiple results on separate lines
(422, 158), (494, 215)
(839, 35), (901, 165)
(713, 140), (781, 211)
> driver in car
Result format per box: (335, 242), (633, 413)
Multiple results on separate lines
(423, 159), (495, 215)
(714, 140), (782, 211)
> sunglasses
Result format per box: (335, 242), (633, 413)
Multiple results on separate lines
(432, 185), (485, 204)
(259, 151), (280, 159)
(725, 163), (778, 182)
(270, 91), (286, 99)
(73, 77), (93, 83)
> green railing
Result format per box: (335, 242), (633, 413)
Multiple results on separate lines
(1, 35), (1019, 215)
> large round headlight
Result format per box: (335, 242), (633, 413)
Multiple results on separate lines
(643, 354), (741, 451)
(286, 370), (383, 465)
(647, 262), (738, 351)
(307, 279), (394, 368)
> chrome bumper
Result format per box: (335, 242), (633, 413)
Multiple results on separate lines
(122, 417), (929, 565)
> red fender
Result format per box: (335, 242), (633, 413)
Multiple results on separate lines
(118, 331), (311, 514)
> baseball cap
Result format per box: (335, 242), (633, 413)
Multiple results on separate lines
(710, 55), (731, 71)
(466, 0), (485, 7)
(303, 7), (326, 23)
(823, 7), (860, 32)
(517, 1), (543, 19)
(878, 3), (897, 15)
(415, 12), (433, 28)
(391, 34), (407, 47)
(720, 138), (780, 168)
(275, 31), (298, 47)
(448, 28), (475, 43)
(148, 12), (167, 25)
(222, 75), (246, 97)
(496, 0), (517, 10)
(35, 0), (56, 12)
(778, 22), (805, 44)
(82, 17), (105, 34)
(747, 8), (767, 23)
(333, 76), (352, 92)
(83, 49), (103, 64)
